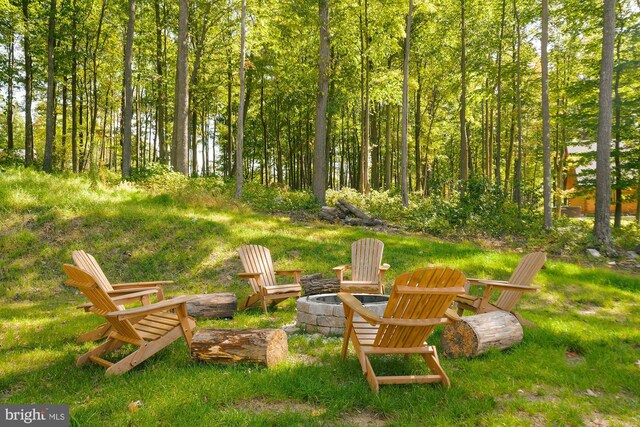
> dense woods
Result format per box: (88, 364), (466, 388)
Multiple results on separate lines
(1, 0), (639, 236)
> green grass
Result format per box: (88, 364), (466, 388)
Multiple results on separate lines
(1, 168), (639, 426)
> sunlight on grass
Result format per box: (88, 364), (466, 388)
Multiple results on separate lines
(2, 169), (640, 425)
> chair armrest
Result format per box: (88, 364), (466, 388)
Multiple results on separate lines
(444, 308), (461, 322)
(275, 269), (302, 284)
(238, 272), (262, 279)
(111, 280), (173, 288)
(468, 279), (538, 292)
(377, 317), (452, 327)
(337, 292), (381, 325)
(106, 296), (195, 320)
(77, 289), (157, 311)
(333, 265), (350, 281)
(379, 263), (390, 271)
(107, 287), (160, 296)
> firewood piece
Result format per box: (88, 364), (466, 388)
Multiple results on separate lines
(183, 293), (237, 319)
(300, 274), (340, 295)
(440, 311), (523, 358)
(191, 328), (288, 367)
(337, 198), (371, 221)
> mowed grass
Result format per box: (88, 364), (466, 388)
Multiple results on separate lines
(1, 168), (639, 426)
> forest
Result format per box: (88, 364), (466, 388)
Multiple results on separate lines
(1, 0), (639, 244)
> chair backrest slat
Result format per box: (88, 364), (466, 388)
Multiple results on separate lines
(495, 252), (546, 311)
(238, 245), (277, 291)
(72, 250), (114, 292)
(351, 238), (384, 282)
(62, 264), (141, 340)
(375, 267), (466, 348)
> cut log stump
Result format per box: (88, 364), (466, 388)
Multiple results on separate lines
(191, 328), (288, 367)
(184, 293), (237, 319)
(440, 311), (523, 358)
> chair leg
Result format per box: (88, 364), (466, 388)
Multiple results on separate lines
(105, 326), (183, 375)
(422, 347), (450, 388)
(242, 293), (261, 310)
(77, 338), (123, 366)
(77, 323), (112, 343)
(261, 297), (268, 314)
(363, 355), (379, 394)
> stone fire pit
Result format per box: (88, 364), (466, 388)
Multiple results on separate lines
(296, 293), (389, 335)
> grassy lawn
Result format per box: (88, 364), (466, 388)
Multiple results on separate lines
(1, 168), (639, 426)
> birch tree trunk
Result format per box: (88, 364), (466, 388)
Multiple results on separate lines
(22, 0), (34, 166)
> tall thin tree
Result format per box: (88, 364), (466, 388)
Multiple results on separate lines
(541, 0), (552, 228)
(235, 0), (247, 198)
(459, 0), (468, 190)
(22, 0), (34, 166)
(173, 0), (189, 175)
(6, 29), (14, 150)
(495, 0), (506, 187)
(401, 0), (413, 207)
(593, 0), (616, 248)
(313, 0), (330, 204)
(122, 0), (135, 178)
(43, 0), (57, 172)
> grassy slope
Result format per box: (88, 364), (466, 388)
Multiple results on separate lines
(1, 169), (639, 426)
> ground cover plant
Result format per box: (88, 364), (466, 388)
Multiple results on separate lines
(1, 168), (639, 426)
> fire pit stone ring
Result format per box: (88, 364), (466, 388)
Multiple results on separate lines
(296, 293), (389, 335)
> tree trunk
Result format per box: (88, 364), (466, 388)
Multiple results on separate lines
(401, 0), (413, 207)
(495, 0), (506, 187)
(414, 66), (422, 192)
(593, 0), (616, 248)
(542, 0), (552, 229)
(459, 0), (468, 190)
(22, 0), (34, 166)
(313, 0), (330, 204)
(122, 0), (135, 178)
(235, 0), (247, 198)
(71, 0), (78, 172)
(514, 0), (522, 210)
(44, 0), (56, 172)
(154, 0), (167, 164)
(173, 0), (190, 176)
(183, 293), (237, 319)
(613, 29), (623, 228)
(358, 0), (370, 195)
(6, 31), (14, 150)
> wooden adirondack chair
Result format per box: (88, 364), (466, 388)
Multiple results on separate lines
(237, 245), (303, 314)
(338, 267), (466, 393)
(62, 264), (196, 375)
(72, 250), (171, 342)
(333, 238), (390, 294)
(455, 252), (546, 326)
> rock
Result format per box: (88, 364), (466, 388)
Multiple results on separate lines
(586, 248), (601, 258)
(626, 251), (638, 259)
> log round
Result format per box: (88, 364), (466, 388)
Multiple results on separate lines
(185, 293), (237, 319)
(190, 328), (288, 367)
(440, 311), (523, 358)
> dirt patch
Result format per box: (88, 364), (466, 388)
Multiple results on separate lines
(230, 399), (385, 425)
(232, 398), (324, 416)
(340, 410), (386, 426)
(565, 351), (586, 366)
(583, 412), (639, 427)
